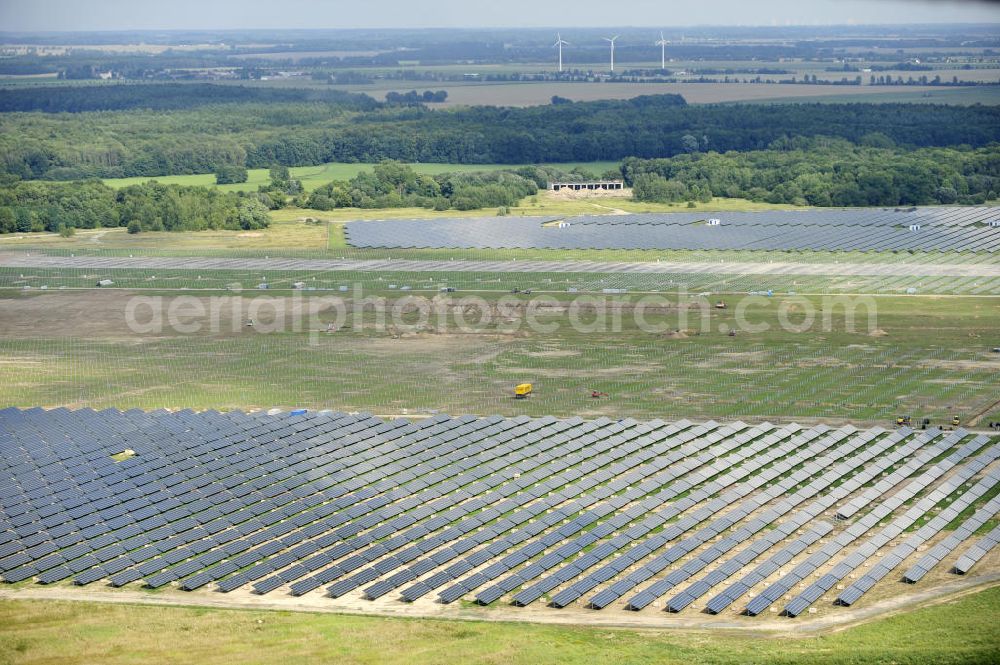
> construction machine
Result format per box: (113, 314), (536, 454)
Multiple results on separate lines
(514, 383), (533, 399)
(896, 415), (912, 427)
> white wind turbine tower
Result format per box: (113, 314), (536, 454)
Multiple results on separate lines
(656, 31), (669, 70)
(604, 35), (619, 72)
(554, 33), (569, 73)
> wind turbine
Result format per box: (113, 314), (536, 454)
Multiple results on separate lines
(604, 35), (619, 73)
(656, 31), (669, 70)
(554, 33), (569, 73)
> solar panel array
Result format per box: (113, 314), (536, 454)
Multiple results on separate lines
(953, 524), (1000, 575)
(902, 493), (1000, 584)
(2, 408), (998, 621)
(345, 207), (1000, 252)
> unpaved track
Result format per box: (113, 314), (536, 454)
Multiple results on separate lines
(1, 252), (997, 278)
(1, 572), (997, 637)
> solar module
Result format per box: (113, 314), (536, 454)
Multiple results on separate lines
(953, 524), (1000, 575)
(903, 495), (1000, 583)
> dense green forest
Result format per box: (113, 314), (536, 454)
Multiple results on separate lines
(306, 162), (561, 211)
(0, 178), (271, 234)
(1, 145), (996, 235)
(3, 141), (994, 237)
(623, 142), (999, 206)
(2, 87), (998, 180)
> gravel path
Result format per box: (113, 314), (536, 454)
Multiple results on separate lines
(2, 252), (997, 278)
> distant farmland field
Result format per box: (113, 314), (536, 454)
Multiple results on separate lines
(752, 86), (1000, 106)
(329, 80), (998, 107)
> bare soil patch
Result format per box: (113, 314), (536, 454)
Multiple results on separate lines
(525, 350), (583, 358)
(918, 358), (998, 372)
(499, 364), (660, 378)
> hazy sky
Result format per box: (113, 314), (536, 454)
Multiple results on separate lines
(0, 0), (998, 31)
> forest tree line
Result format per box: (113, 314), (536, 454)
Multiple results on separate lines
(304, 162), (573, 211)
(623, 141), (999, 207)
(0, 142), (996, 236)
(0, 178), (271, 234)
(0, 163), (592, 234)
(2, 88), (999, 180)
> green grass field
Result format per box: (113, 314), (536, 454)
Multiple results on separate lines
(2, 587), (1000, 665)
(0, 291), (996, 425)
(98, 161), (624, 193)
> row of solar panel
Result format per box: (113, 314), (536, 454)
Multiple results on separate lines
(954, 524), (1000, 575)
(615, 426), (921, 612)
(346, 223), (1000, 253)
(503, 425), (858, 609)
(778, 437), (998, 616)
(0, 410), (784, 596)
(701, 434), (989, 616)
(1, 410), (548, 580)
(2, 408), (997, 620)
(903, 494), (1000, 583)
(458, 424), (807, 607)
(344, 208), (1000, 252)
(2, 413), (424, 554)
(85, 415), (601, 589)
(565, 208), (998, 229)
(836, 465), (1000, 607)
(3, 410), (688, 592)
(300, 420), (726, 601)
(184, 415), (650, 595)
(0, 412), (426, 580)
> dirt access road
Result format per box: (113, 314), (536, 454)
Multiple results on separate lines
(2, 251), (997, 278)
(1, 572), (997, 638)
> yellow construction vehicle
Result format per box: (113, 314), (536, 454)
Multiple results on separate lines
(896, 415), (911, 427)
(951, 416), (961, 427)
(514, 383), (533, 399)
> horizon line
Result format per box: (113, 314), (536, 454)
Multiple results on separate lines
(2, 22), (999, 35)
